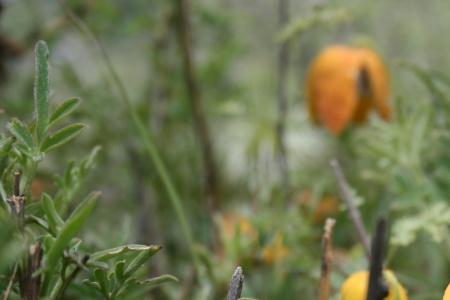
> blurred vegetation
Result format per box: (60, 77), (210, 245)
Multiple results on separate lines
(0, 0), (449, 299)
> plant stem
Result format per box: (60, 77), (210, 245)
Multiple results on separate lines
(318, 218), (336, 300)
(57, 1), (201, 274)
(276, 0), (291, 195)
(2, 263), (18, 300)
(52, 255), (89, 300)
(366, 218), (389, 300)
(175, 0), (221, 213)
(330, 159), (371, 259)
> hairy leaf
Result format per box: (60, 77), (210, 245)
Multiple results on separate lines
(7, 118), (33, 150)
(49, 97), (81, 127)
(40, 123), (85, 152)
(44, 192), (99, 274)
(34, 40), (50, 142)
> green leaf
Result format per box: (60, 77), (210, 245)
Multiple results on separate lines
(137, 274), (178, 288)
(40, 123), (85, 153)
(0, 182), (8, 207)
(7, 118), (33, 150)
(124, 246), (162, 278)
(25, 215), (49, 232)
(79, 146), (101, 176)
(86, 260), (109, 270)
(115, 260), (125, 283)
(116, 275), (178, 297)
(0, 136), (14, 154)
(44, 192), (99, 274)
(34, 40), (50, 142)
(49, 97), (80, 127)
(90, 244), (161, 262)
(94, 268), (110, 296)
(41, 193), (64, 235)
(82, 279), (102, 293)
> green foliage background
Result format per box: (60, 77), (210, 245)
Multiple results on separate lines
(0, 0), (449, 299)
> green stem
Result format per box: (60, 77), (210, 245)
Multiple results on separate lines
(24, 160), (38, 199)
(57, 1), (200, 274)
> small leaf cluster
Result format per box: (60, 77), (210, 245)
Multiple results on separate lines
(0, 41), (176, 299)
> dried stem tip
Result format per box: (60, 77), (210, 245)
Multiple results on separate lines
(318, 218), (336, 300)
(227, 266), (244, 300)
(13, 171), (21, 197)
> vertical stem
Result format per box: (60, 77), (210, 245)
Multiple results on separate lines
(366, 218), (389, 300)
(13, 171), (21, 196)
(330, 159), (371, 259)
(58, 1), (201, 274)
(2, 264), (18, 300)
(175, 0), (221, 213)
(318, 218), (336, 300)
(276, 0), (291, 194)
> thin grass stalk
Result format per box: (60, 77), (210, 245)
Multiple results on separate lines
(57, 1), (200, 274)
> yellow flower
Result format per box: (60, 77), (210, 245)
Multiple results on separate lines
(261, 233), (290, 264)
(443, 283), (450, 300)
(341, 270), (408, 300)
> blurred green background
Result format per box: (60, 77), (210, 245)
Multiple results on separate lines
(0, 0), (449, 299)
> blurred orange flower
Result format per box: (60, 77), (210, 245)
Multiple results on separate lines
(220, 213), (258, 241)
(297, 191), (340, 224)
(306, 45), (390, 135)
(261, 232), (290, 264)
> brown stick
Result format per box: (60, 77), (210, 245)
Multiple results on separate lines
(276, 0), (291, 194)
(175, 0), (221, 213)
(318, 218), (336, 300)
(20, 243), (42, 300)
(330, 159), (371, 259)
(227, 266), (244, 300)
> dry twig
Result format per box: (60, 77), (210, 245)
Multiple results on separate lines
(318, 218), (336, 300)
(330, 159), (371, 258)
(175, 0), (221, 213)
(227, 266), (244, 300)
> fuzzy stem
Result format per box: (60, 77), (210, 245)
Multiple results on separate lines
(318, 218), (336, 300)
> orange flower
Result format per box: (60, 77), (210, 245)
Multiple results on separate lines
(220, 214), (258, 241)
(313, 196), (339, 224)
(306, 45), (390, 135)
(297, 191), (340, 224)
(261, 232), (289, 264)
